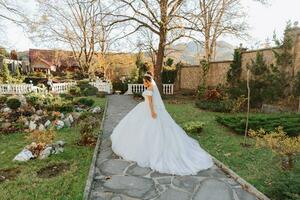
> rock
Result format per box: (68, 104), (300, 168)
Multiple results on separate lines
(36, 110), (43, 116)
(75, 107), (85, 112)
(99, 159), (131, 175)
(44, 120), (51, 128)
(71, 112), (81, 121)
(25, 120), (29, 127)
(29, 121), (37, 131)
(3, 107), (11, 113)
(38, 124), (46, 131)
(51, 143), (64, 154)
(39, 147), (52, 159)
(193, 179), (233, 200)
(63, 118), (71, 128)
(66, 114), (74, 123)
(1, 122), (11, 129)
(31, 114), (41, 122)
(55, 120), (64, 130)
(60, 113), (65, 119)
(54, 140), (65, 147)
(92, 107), (102, 113)
(13, 149), (34, 161)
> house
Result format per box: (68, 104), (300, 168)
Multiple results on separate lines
(29, 49), (80, 74)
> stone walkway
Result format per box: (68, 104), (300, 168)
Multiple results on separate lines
(89, 95), (258, 200)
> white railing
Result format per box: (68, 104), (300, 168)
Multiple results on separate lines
(126, 84), (174, 95)
(0, 81), (113, 95)
(89, 81), (112, 94)
(51, 82), (77, 94)
(0, 84), (34, 94)
(32, 86), (48, 94)
(163, 84), (174, 95)
(51, 81), (112, 94)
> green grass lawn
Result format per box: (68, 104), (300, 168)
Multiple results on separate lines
(0, 97), (106, 200)
(165, 102), (300, 199)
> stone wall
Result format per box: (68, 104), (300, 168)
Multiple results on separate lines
(177, 30), (300, 90)
(240, 48), (277, 79)
(207, 61), (232, 86)
(178, 65), (202, 90)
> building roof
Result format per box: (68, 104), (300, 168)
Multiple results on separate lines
(29, 48), (79, 68)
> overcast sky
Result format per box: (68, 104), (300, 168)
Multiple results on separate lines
(1, 0), (300, 51)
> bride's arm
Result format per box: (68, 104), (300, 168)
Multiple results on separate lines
(146, 89), (157, 119)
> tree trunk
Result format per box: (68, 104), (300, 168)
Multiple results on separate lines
(243, 69), (251, 146)
(298, 96), (300, 112)
(155, 38), (165, 94)
(155, 0), (167, 94)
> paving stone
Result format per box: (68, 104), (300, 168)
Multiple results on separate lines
(90, 191), (113, 200)
(156, 187), (191, 200)
(156, 177), (172, 185)
(172, 176), (203, 193)
(193, 179), (234, 200)
(99, 175), (157, 199)
(150, 171), (173, 178)
(111, 195), (140, 200)
(100, 159), (131, 175)
(96, 148), (114, 165)
(126, 164), (152, 176)
(235, 188), (258, 200)
(197, 167), (228, 178)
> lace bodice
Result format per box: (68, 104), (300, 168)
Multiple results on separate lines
(142, 90), (153, 99)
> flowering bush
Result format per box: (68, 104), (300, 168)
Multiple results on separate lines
(249, 127), (300, 170)
(183, 121), (205, 133)
(204, 88), (222, 101)
(26, 129), (56, 144)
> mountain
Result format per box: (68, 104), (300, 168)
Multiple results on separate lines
(167, 41), (236, 65)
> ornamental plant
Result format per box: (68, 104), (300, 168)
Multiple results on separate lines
(248, 126), (300, 170)
(6, 98), (21, 110)
(183, 121), (205, 133)
(26, 129), (56, 144)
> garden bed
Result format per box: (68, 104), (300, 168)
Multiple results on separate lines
(216, 113), (300, 137)
(165, 102), (300, 200)
(0, 96), (106, 200)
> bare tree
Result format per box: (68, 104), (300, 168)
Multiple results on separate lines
(187, 0), (248, 63)
(110, 0), (191, 89)
(0, 0), (26, 24)
(30, 0), (114, 76)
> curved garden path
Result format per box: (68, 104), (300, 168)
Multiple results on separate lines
(87, 95), (259, 200)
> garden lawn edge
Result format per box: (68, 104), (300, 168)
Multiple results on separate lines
(83, 98), (108, 200)
(212, 156), (271, 200)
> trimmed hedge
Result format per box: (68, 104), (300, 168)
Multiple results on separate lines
(77, 98), (95, 107)
(216, 114), (300, 137)
(6, 98), (21, 110)
(196, 99), (233, 113)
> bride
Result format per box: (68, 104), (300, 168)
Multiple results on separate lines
(110, 72), (213, 175)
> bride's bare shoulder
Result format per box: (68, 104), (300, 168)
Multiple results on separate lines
(148, 84), (154, 91)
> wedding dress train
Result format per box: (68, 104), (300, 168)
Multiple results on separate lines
(110, 82), (213, 175)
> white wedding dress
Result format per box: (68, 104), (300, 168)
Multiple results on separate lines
(110, 81), (213, 175)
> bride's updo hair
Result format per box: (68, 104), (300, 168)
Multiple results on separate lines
(143, 74), (152, 83)
(146, 71), (153, 77)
